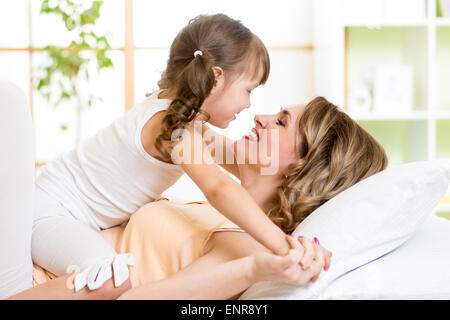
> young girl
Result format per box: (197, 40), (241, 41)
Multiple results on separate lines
(31, 13), (297, 298)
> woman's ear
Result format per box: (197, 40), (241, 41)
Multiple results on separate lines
(209, 66), (225, 95)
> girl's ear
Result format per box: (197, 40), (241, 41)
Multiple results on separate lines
(209, 66), (225, 95)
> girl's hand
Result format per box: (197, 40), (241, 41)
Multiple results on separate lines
(251, 235), (328, 286)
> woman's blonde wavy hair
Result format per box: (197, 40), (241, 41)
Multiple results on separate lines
(267, 97), (388, 233)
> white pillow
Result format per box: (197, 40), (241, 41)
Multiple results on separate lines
(318, 214), (450, 300)
(239, 159), (450, 300)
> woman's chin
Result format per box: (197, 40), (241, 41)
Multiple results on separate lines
(234, 139), (283, 177)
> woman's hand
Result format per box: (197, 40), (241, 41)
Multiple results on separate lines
(299, 236), (332, 272)
(307, 237), (332, 282)
(251, 235), (331, 286)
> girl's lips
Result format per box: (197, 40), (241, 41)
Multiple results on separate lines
(242, 128), (259, 141)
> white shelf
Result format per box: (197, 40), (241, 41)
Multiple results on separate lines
(348, 111), (429, 121)
(314, 0), (450, 165)
(436, 18), (450, 26)
(343, 19), (429, 28)
(435, 111), (450, 119)
(310, 0), (450, 218)
(348, 111), (450, 121)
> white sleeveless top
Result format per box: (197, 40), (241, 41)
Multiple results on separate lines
(36, 91), (184, 230)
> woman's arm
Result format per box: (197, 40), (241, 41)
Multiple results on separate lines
(118, 252), (255, 300)
(118, 235), (326, 300)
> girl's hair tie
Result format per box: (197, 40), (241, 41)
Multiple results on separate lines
(194, 50), (203, 57)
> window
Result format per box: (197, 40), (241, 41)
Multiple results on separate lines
(0, 0), (314, 162)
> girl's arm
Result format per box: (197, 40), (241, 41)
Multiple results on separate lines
(176, 123), (289, 255)
(201, 123), (240, 179)
(118, 235), (326, 300)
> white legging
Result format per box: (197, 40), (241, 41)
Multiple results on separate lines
(0, 81), (35, 299)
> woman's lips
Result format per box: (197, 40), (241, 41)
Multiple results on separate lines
(252, 128), (260, 140)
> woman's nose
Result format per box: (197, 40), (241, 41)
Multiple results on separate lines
(254, 114), (268, 128)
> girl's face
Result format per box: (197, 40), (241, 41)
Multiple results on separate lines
(201, 68), (262, 128)
(234, 104), (305, 177)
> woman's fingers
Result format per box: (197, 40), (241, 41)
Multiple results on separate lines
(297, 236), (332, 272)
(253, 234), (331, 286)
(322, 247), (332, 272)
(291, 238), (327, 285)
(306, 241), (326, 283)
(266, 235), (332, 286)
(297, 237), (315, 269)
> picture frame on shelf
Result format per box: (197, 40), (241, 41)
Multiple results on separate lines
(373, 64), (414, 114)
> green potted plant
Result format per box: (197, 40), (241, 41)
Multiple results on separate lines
(36, 0), (114, 145)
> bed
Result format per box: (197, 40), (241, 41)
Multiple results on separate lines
(240, 159), (450, 300)
(31, 159), (450, 299)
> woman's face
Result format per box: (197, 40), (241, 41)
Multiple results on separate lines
(234, 104), (305, 177)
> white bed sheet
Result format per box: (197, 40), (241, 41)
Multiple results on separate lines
(318, 214), (450, 300)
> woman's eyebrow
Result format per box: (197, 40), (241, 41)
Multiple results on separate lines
(279, 108), (292, 120)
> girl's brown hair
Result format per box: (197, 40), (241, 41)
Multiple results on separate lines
(268, 97), (388, 233)
(155, 13), (270, 160)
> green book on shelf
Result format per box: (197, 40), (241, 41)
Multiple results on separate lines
(437, 0), (450, 17)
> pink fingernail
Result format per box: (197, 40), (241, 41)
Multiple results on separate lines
(313, 237), (320, 245)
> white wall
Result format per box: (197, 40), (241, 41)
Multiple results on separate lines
(0, 0), (316, 202)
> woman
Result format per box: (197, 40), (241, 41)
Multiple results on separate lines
(18, 96), (387, 299)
